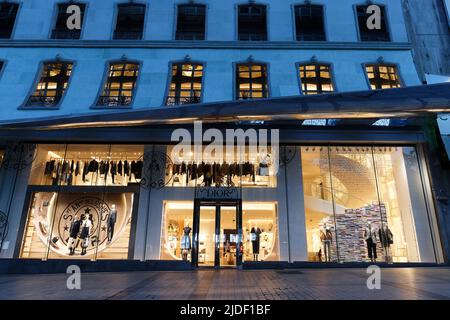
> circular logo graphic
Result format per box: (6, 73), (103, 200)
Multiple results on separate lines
(57, 197), (110, 253)
(1, 143), (36, 171)
(140, 151), (174, 190)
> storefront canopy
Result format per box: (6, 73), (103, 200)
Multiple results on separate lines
(1, 83), (449, 130)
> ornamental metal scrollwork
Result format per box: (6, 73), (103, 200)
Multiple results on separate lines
(0, 143), (36, 171)
(140, 151), (174, 190)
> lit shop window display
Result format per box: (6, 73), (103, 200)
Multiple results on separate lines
(166, 146), (276, 188)
(301, 146), (437, 263)
(20, 192), (135, 259)
(242, 202), (278, 262)
(161, 201), (279, 263)
(29, 144), (144, 186)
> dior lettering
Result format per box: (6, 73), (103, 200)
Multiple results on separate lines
(180, 305), (214, 318)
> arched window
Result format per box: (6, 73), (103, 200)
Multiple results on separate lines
(26, 61), (73, 107)
(113, 3), (146, 40)
(166, 62), (204, 106)
(176, 4), (206, 40)
(97, 62), (140, 107)
(294, 4), (326, 41)
(51, 2), (86, 39)
(298, 63), (334, 95)
(237, 4), (267, 41)
(356, 4), (390, 41)
(235, 62), (268, 99)
(0, 2), (19, 39)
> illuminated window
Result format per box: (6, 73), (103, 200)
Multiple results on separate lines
(166, 63), (203, 106)
(365, 64), (401, 90)
(176, 4), (206, 40)
(294, 4), (326, 41)
(26, 62), (73, 107)
(113, 3), (146, 40)
(0, 2), (19, 39)
(356, 5), (390, 42)
(97, 63), (140, 107)
(236, 63), (268, 100)
(51, 2), (86, 39)
(298, 63), (334, 95)
(238, 4), (267, 41)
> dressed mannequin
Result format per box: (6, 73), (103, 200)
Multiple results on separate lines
(180, 225), (192, 261)
(68, 214), (82, 255)
(379, 225), (394, 263)
(364, 222), (378, 262)
(251, 227), (262, 261)
(320, 225), (333, 262)
(79, 214), (93, 256)
(107, 204), (118, 243)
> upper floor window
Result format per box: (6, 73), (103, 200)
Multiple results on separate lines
(51, 2), (86, 39)
(236, 63), (268, 100)
(176, 4), (206, 40)
(356, 4), (390, 42)
(0, 61), (3, 72)
(365, 64), (401, 89)
(298, 63), (334, 95)
(166, 63), (203, 106)
(294, 4), (326, 41)
(0, 2), (19, 39)
(97, 62), (140, 107)
(113, 3), (146, 40)
(238, 4), (267, 41)
(26, 62), (73, 107)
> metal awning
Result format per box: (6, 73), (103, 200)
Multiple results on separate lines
(0, 83), (449, 130)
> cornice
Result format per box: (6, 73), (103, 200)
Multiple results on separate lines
(0, 40), (413, 51)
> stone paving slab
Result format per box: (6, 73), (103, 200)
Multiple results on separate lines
(0, 268), (449, 300)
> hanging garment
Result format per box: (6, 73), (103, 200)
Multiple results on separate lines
(259, 163), (269, 176)
(75, 161), (80, 176)
(110, 161), (117, 184)
(124, 160), (130, 176)
(118, 161), (123, 176)
(82, 161), (88, 182)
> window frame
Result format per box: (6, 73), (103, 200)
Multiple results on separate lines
(49, 1), (89, 40)
(233, 60), (271, 101)
(362, 62), (404, 90)
(0, 60), (6, 81)
(296, 61), (337, 95)
(292, 3), (327, 42)
(19, 59), (76, 110)
(353, 3), (392, 42)
(111, 1), (148, 41)
(92, 59), (143, 109)
(0, 1), (22, 40)
(164, 60), (206, 106)
(235, 2), (269, 41)
(174, 3), (208, 41)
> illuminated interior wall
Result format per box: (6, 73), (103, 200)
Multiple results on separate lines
(301, 146), (438, 263)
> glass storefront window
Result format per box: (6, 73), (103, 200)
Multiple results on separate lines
(29, 144), (144, 186)
(161, 201), (279, 263)
(166, 145), (276, 188)
(242, 202), (278, 262)
(302, 146), (437, 263)
(20, 192), (135, 260)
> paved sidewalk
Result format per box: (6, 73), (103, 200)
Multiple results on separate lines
(0, 267), (449, 300)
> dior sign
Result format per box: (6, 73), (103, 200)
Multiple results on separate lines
(196, 187), (239, 200)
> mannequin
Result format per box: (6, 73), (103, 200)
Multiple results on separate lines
(79, 214), (93, 256)
(320, 225), (333, 262)
(67, 214), (82, 255)
(364, 222), (378, 262)
(107, 204), (118, 243)
(251, 227), (262, 261)
(181, 224), (192, 261)
(379, 225), (394, 263)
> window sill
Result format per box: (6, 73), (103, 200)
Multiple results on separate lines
(90, 105), (133, 110)
(18, 106), (60, 110)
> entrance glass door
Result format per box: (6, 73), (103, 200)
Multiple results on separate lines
(194, 202), (241, 268)
(198, 206), (216, 267)
(219, 206), (238, 267)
